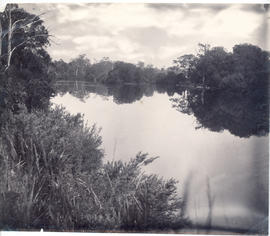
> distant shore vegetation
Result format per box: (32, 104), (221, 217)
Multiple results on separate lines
(52, 42), (269, 92)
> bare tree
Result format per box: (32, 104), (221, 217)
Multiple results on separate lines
(7, 4), (12, 68)
(0, 4), (48, 70)
(0, 14), (2, 57)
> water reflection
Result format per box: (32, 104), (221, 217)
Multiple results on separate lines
(107, 84), (155, 104)
(55, 81), (156, 104)
(172, 87), (269, 138)
(54, 81), (269, 138)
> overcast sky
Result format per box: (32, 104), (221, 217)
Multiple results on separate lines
(21, 3), (269, 67)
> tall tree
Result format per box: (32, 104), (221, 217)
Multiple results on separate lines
(0, 4), (53, 114)
(0, 4), (49, 70)
(173, 54), (197, 78)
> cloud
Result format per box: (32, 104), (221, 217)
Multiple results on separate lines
(240, 4), (268, 14)
(120, 26), (169, 49)
(0, 3), (6, 12)
(147, 3), (230, 13)
(57, 35), (72, 41)
(73, 35), (110, 46)
(20, 3), (268, 67)
(251, 8), (270, 50)
(201, 5), (261, 37)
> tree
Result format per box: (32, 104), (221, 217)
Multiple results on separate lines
(0, 4), (49, 70)
(173, 44), (233, 88)
(172, 43), (270, 90)
(232, 44), (270, 88)
(68, 54), (91, 80)
(52, 59), (70, 80)
(0, 4), (53, 115)
(137, 61), (145, 69)
(173, 54), (197, 78)
(86, 58), (113, 83)
(106, 61), (143, 84)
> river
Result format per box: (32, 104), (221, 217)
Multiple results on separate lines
(52, 81), (268, 233)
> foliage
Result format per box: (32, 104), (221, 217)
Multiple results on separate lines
(86, 57), (113, 82)
(0, 4), (50, 68)
(0, 4), (54, 116)
(172, 54), (197, 78)
(232, 44), (270, 89)
(173, 43), (269, 90)
(52, 56), (113, 83)
(105, 61), (142, 84)
(0, 107), (189, 230)
(169, 43), (269, 138)
(52, 43), (270, 92)
(99, 154), (188, 230)
(53, 57), (165, 85)
(0, 107), (103, 229)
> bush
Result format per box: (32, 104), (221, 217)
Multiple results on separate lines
(85, 153), (190, 231)
(0, 108), (189, 231)
(0, 107), (103, 230)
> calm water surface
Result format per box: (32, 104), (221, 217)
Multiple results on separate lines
(52, 81), (268, 232)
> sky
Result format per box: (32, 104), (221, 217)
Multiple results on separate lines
(20, 3), (269, 67)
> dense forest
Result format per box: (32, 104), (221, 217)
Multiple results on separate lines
(0, 3), (269, 232)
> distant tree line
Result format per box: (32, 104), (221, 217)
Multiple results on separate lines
(0, 4), (189, 231)
(52, 55), (169, 85)
(52, 43), (270, 92)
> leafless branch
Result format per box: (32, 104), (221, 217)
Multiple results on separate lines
(4, 33), (51, 71)
(1, 12), (46, 39)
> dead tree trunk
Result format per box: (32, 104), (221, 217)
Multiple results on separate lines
(4, 11), (46, 70)
(7, 5), (12, 68)
(0, 17), (2, 57)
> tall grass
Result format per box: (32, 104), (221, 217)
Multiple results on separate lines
(0, 107), (190, 231)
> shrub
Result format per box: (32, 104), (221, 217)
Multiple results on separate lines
(0, 108), (189, 231)
(0, 106), (103, 230)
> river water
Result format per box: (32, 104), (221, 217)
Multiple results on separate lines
(52, 81), (268, 233)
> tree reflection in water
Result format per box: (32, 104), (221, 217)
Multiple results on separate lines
(55, 81), (269, 139)
(171, 86), (269, 138)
